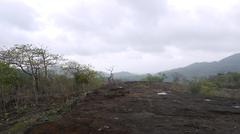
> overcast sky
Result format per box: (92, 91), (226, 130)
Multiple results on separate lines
(0, 0), (240, 73)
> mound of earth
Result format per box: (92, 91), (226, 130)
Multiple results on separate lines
(26, 82), (240, 134)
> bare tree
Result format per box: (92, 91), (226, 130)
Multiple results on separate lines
(37, 47), (62, 79)
(106, 66), (115, 86)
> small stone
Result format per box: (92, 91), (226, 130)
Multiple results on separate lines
(114, 117), (119, 120)
(104, 125), (110, 129)
(157, 92), (168, 95)
(233, 106), (240, 109)
(204, 99), (212, 102)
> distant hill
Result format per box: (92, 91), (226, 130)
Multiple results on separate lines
(113, 71), (146, 81)
(100, 71), (146, 81)
(163, 53), (240, 80)
(51, 53), (240, 81)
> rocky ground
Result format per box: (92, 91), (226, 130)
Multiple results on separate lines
(25, 82), (240, 134)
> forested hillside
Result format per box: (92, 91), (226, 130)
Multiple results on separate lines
(163, 53), (240, 80)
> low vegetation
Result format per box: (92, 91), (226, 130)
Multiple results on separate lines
(189, 72), (240, 97)
(143, 73), (167, 83)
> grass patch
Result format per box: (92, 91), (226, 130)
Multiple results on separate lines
(2, 96), (81, 134)
(9, 122), (27, 133)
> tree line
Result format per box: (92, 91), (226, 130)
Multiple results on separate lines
(0, 44), (104, 112)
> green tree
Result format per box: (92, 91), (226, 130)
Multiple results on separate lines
(0, 62), (18, 87)
(0, 62), (18, 112)
(62, 61), (98, 93)
(0, 44), (62, 103)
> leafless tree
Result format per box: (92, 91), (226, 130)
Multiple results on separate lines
(37, 47), (62, 79)
(106, 66), (115, 86)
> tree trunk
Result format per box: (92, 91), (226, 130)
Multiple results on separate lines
(81, 84), (85, 95)
(0, 85), (6, 113)
(32, 76), (39, 104)
(43, 60), (48, 79)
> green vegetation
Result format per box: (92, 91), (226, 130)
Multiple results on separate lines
(0, 44), (105, 132)
(0, 62), (18, 89)
(189, 72), (240, 96)
(189, 80), (218, 96)
(163, 53), (240, 80)
(210, 73), (240, 88)
(0, 62), (21, 112)
(143, 73), (167, 83)
(62, 61), (104, 93)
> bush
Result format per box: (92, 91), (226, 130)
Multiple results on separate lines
(143, 73), (166, 83)
(210, 72), (240, 89)
(189, 72), (240, 96)
(189, 80), (219, 96)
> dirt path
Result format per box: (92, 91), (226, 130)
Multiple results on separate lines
(26, 83), (240, 134)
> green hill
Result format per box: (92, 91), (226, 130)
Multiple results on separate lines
(163, 53), (240, 80)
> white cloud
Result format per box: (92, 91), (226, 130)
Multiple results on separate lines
(0, 0), (240, 73)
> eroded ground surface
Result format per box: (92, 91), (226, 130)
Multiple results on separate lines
(26, 83), (240, 134)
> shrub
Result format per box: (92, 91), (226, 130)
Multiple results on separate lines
(143, 73), (166, 83)
(189, 80), (219, 96)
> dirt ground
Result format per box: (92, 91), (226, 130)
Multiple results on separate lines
(26, 82), (240, 134)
